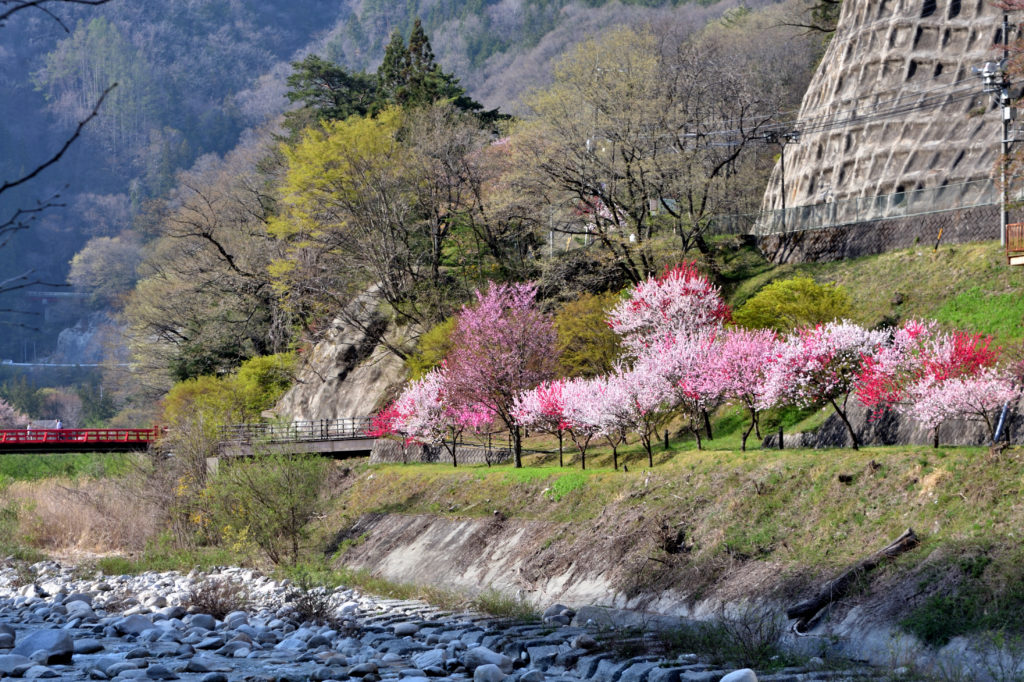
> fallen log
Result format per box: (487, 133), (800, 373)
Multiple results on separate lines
(786, 528), (920, 632)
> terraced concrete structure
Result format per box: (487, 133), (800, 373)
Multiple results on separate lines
(758, 0), (1020, 260)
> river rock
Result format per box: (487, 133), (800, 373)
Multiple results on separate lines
(186, 613), (216, 630)
(719, 670), (758, 682)
(11, 629), (73, 663)
(413, 649), (446, 669)
(474, 663), (507, 682)
(0, 654), (32, 676)
(463, 646), (514, 673)
(394, 622), (420, 636)
(114, 614), (154, 635)
(146, 663), (180, 680)
(22, 664), (59, 678)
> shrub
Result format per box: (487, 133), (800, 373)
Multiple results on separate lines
(554, 292), (623, 377)
(233, 352), (298, 414)
(203, 452), (329, 565)
(406, 317), (456, 380)
(184, 578), (251, 619)
(733, 277), (850, 333)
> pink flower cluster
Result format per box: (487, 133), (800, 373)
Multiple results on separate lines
(375, 266), (1022, 463)
(855, 320), (1018, 439)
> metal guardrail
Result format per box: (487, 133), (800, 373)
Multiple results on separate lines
(219, 418), (374, 445)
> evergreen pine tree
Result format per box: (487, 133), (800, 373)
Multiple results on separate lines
(377, 29), (410, 103)
(283, 54), (376, 135)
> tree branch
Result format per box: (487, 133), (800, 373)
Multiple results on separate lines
(0, 83), (116, 196)
(0, 0), (114, 30)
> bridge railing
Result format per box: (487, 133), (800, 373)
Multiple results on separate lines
(0, 428), (160, 444)
(219, 417), (374, 445)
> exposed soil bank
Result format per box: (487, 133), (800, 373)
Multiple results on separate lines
(327, 448), (1024, 674)
(333, 512), (945, 667)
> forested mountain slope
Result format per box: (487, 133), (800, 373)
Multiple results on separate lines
(0, 0), (781, 366)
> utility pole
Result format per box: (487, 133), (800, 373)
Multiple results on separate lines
(976, 14), (1015, 247)
(765, 130), (800, 233)
(1002, 12), (1012, 248)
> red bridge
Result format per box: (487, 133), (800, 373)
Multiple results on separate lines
(0, 428), (161, 453)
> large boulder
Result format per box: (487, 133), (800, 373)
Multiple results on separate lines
(11, 630), (73, 664)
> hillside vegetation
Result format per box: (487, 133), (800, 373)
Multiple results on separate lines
(726, 240), (1024, 346)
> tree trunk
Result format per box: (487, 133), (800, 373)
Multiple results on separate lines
(829, 396), (860, 450)
(703, 409), (713, 440)
(558, 430), (563, 468)
(786, 528), (919, 632)
(640, 433), (653, 466)
(691, 425), (702, 451)
(512, 426), (523, 468)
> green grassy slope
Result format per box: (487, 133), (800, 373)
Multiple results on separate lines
(721, 239), (1024, 345)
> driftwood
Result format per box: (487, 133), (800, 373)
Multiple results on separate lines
(786, 528), (920, 632)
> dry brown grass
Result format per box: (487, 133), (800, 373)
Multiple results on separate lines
(7, 477), (163, 553)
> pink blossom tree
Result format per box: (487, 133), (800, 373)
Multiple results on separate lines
(911, 368), (1019, 441)
(762, 321), (888, 450)
(445, 282), (559, 468)
(560, 376), (613, 470)
(0, 398), (28, 429)
(513, 380), (568, 467)
(607, 262), (730, 358)
(856, 321), (1014, 445)
(602, 363), (677, 466)
(655, 330), (725, 451)
(377, 368), (493, 467)
(708, 328), (779, 451)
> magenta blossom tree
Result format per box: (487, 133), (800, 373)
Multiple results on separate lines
(607, 262), (730, 359)
(513, 379), (568, 466)
(445, 282), (559, 468)
(761, 321), (888, 450)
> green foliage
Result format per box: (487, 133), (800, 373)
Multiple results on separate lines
(162, 375), (245, 431)
(470, 588), (539, 621)
(554, 292), (623, 377)
(658, 605), (791, 669)
(1, 376), (43, 417)
(233, 352), (297, 415)
(901, 552), (1024, 646)
(732, 276), (850, 332)
(284, 20), (490, 141)
(93, 536), (240, 576)
(203, 452), (330, 565)
(407, 318), (456, 379)
(375, 19), (487, 116)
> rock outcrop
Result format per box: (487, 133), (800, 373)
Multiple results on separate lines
(273, 310), (407, 422)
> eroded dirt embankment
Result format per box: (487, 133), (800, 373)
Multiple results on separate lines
(326, 449), (1024, 669)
